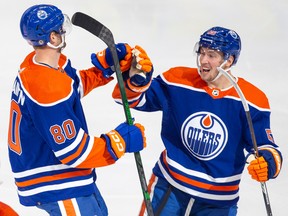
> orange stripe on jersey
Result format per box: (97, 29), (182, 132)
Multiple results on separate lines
(15, 169), (92, 188)
(162, 67), (270, 109)
(163, 153), (239, 192)
(76, 137), (116, 168)
(61, 133), (88, 164)
(62, 199), (77, 216)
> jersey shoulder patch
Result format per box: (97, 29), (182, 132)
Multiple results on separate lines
(162, 67), (206, 88)
(19, 65), (73, 105)
(237, 77), (270, 109)
(19, 52), (73, 105)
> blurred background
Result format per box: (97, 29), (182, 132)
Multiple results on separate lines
(0, 0), (287, 215)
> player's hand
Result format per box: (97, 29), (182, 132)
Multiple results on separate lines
(132, 45), (153, 73)
(102, 122), (146, 161)
(247, 156), (268, 182)
(91, 43), (133, 78)
(127, 45), (153, 92)
(247, 148), (282, 182)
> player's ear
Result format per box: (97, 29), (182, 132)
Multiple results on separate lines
(49, 32), (59, 45)
(226, 55), (234, 68)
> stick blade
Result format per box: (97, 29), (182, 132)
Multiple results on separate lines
(71, 12), (114, 46)
(71, 12), (103, 37)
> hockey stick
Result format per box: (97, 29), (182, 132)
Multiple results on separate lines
(217, 67), (273, 216)
(71, 12), (154, 216)
(154, 185), (172, 216)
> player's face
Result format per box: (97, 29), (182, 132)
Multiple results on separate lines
(197, 47), (225, 82)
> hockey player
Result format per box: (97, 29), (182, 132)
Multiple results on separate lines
(7, 4), (147, 216)
(111, 27), (283, 215)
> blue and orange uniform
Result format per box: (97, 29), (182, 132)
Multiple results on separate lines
(112, 67), (282, 214)
(8, 51), (115, 208)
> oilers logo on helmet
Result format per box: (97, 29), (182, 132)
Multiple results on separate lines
(37, 10), (48, 20)
(181, 112), (228, 160)
(20, 4), (65, 46)
(229, 30), (238, 39)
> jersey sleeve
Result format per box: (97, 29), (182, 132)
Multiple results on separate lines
(62, 56), (114, 98)
(239, 79), (282, 177)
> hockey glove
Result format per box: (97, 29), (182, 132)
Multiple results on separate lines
(102, 122), (146, 161)
(247, 156), (268, 182)
(126, 45), (153, 92)
(91, 43), (133, 78)
(247, 148), (282, 182)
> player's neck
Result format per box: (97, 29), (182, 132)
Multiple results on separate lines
(34, 48), (60, 69)
(207, 72), (235, 89)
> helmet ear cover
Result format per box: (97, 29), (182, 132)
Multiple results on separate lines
(20, 4), (66, 47)
(198, 26), (241, 66)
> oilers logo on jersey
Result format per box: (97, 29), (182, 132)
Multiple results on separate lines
(181, 111), (228, 161)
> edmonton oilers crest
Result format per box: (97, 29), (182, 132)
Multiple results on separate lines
(181, 111), (228, 160)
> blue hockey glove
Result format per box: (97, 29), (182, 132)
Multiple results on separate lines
(126, 45), (153, 92)
(91, 43), (133, 78)
(101, 122), (146, 161)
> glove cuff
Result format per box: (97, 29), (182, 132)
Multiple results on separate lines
(101, 130), (126, 160)
(127, 78), (152, 93)
(259, 148), (282, 179)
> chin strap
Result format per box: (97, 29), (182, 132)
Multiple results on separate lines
(212, 60), (231, 82)
(47, 34), (66, 50)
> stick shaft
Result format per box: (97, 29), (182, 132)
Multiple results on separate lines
(72, 12), (154, 216)
(218, 67), (273, 216)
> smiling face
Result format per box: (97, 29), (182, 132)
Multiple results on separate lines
(197, 46), (234, 88)
(198, 47), (225, 82)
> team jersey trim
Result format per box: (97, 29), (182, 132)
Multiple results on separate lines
(13, 164), (71, 178)
(54, 128), (85, 157)
(76, 70), (84, 98)
(15, 169), (92, 188)
(160, 69), (270, 111)
(18, 178), (94, 197)
(70, 136), (95, 167)
(158, 160), (239, 201)
(165, 151), (242, 183)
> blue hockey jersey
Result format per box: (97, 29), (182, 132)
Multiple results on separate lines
(8, 51), (116, 206)
(112, 66), (282, 206)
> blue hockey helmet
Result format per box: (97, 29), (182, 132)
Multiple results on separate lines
(198, 26), (241, 65)
(20, 4), (67, 46)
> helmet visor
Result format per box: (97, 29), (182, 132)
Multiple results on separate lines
(59, 14), (72, 35)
